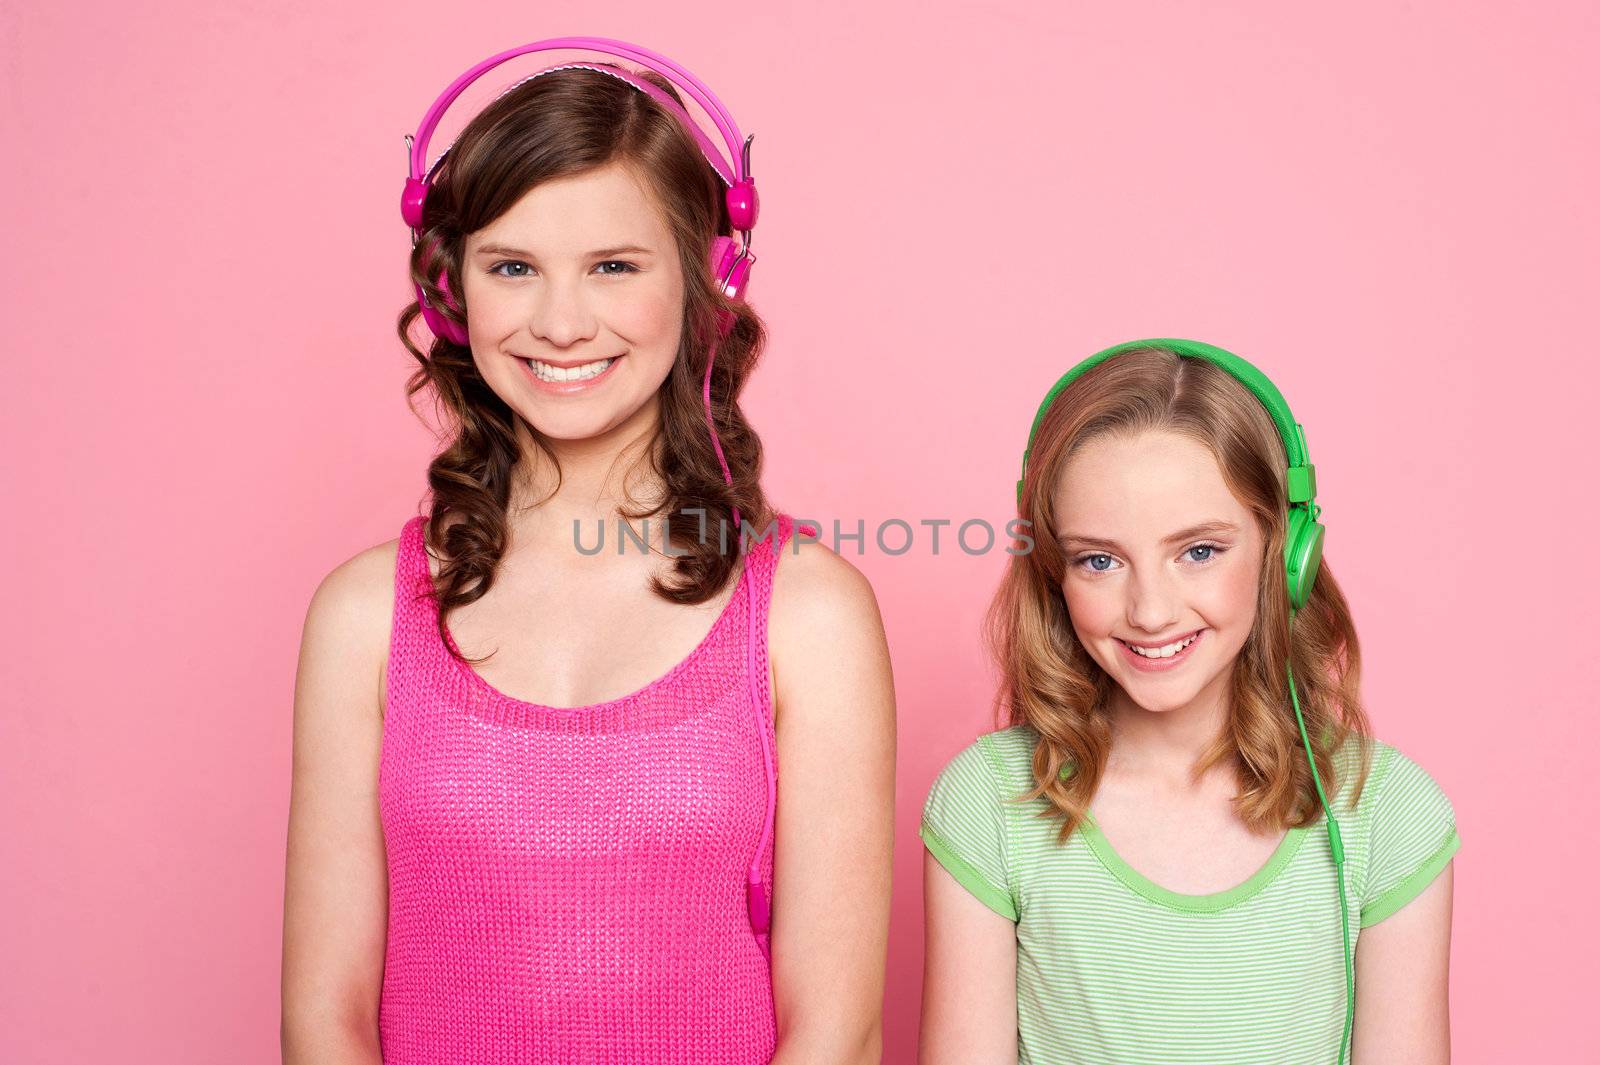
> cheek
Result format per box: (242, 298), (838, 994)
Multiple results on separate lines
(463, 275), (518, 327)
(1061, 578), (1120, 638)
(1205, 555), (1263, 629)
(608, 277), (683, 348)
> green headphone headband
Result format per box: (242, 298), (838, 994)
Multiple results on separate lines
(1017, 337), (1325, 611)
(1019, 338), (1314, 504)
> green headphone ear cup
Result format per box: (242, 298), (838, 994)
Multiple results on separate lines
(1284, 507), (1325, 611)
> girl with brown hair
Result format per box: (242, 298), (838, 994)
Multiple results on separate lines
(282, 45), (894, 1063)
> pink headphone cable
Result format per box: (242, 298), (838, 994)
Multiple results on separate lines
(703, 312), (777, 961)
(702, 311), (741, 535)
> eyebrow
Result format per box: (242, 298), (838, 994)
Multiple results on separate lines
(470, 243), (654, 259)
(1056, 520), (1241, 552)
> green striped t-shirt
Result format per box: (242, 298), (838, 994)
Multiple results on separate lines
(920, 726), (1460, 1064)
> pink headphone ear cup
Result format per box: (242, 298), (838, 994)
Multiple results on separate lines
(709, 235), (755, 302)
(416, 270), (468, 346)
(722, 252), (754, 302)
(709, 235), (737, 288)
(413, 233), (469, 345)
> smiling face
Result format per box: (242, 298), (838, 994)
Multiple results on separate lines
(1053, 428), (1266, 719)
(459, 160), (687, 444)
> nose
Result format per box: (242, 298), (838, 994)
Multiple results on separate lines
(527, 275), (599, 349)
(1125, 562), (1181, 635)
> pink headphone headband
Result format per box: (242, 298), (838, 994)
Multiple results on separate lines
(401, 36), (758, 235)
(483, 62), (738, 187)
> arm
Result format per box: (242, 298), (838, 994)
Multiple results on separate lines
(765, 540), (897, 1064)
(919, 852), (1018, 1064)
(280, 545), (394, 1064)
(1350, 861), (1454, 1065)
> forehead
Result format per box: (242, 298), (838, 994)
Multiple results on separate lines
(1053, 429), (1251, 536)
(469, 161), (672, 251)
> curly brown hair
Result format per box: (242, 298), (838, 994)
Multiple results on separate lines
(395, 65), (774, 665)
(991, 347), (1373, 843)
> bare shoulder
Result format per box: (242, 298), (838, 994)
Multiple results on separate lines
(298, 534), (402, 717)
(766, 532), (894, 731)
(767, 531), (884, 637)
(305, 535), (400, 649)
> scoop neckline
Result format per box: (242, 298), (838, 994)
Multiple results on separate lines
(1079, 813), (1308, 913)
(417, 516), (754, 718)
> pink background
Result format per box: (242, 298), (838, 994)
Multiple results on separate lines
(3, 0), (1594, 1061)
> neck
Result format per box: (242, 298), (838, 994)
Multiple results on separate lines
(1105, 666), (1234, 779)
(506, 400), (667, 547)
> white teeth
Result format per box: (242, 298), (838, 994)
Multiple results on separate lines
(527, 356), (614, 382)
(1127, 633), (1199, 659)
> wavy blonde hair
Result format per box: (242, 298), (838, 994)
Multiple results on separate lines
(989, 346), (1373, 843)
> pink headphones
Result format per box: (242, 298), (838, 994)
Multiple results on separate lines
(400, 38), (777, 959)
(401, 36), (759, 341)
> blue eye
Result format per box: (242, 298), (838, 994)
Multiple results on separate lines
(1079, 553), (1116, 572)
(488, 260), (638, 278)
(1185, 544), (1224, 563)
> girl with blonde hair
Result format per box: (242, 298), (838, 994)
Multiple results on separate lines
(919, 340), (1458, 1064)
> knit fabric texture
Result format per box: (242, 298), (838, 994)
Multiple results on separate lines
(378, 511), (805, 1063)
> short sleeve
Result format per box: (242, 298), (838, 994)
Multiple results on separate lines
(920, 735), (1017, 922)
(1359, 745), (1461, 927)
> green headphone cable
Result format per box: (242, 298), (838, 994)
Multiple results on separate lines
(1289, 642), (1354, 1065)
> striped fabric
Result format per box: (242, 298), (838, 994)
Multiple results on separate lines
(920, 726), (1460, 1064)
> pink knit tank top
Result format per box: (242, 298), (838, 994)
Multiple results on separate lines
(378, 511), (808, 1064)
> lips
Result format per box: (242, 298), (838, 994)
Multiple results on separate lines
(1121, 629), (1202, 657)
(1115, 629), (1206, 672)
(518, 353), (624, 395)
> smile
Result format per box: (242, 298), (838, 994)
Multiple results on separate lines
(1115, 629), (1204, 671)
(525, 355), (618, 382)
(519, 353), (626, 395)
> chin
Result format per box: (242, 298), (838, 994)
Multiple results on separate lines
(527, 414), (618, 441)
(516, 397), (642, 442)
(1119, 683), (1206, 715)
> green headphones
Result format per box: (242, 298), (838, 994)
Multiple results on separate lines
(1017, 337), (1326, 612)
(1018, 338), (1354, 1064)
